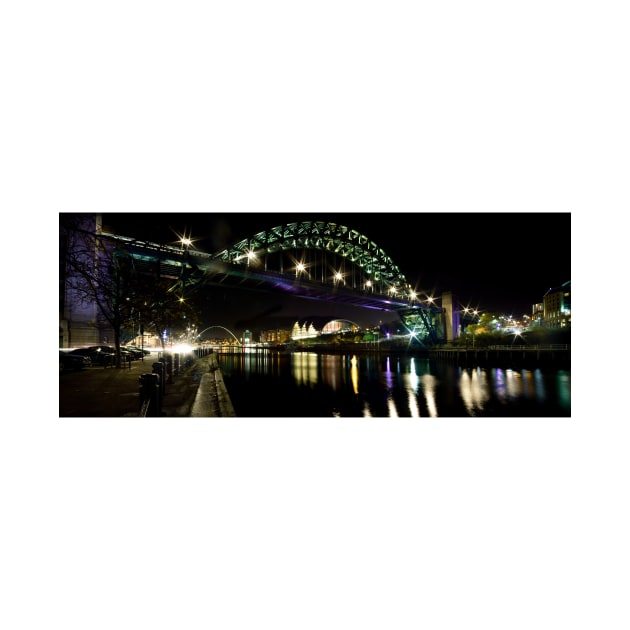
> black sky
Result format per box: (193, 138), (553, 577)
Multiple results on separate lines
(98, 211), (570, 326)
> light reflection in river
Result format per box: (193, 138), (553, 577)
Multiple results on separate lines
(381, 355), (399, 417)
(421, 374), (438, 417)
(459, 367), (490, 415)
(523, 370), (536, 399)
(505, 369), (522, 399)
(387, 397), (399, 417)
(216, 350), (570, 417)
(403, 358), (420, 417)
(382, 356), (395, 392)
(492, 368), (507, 403)
(534, 369), (547, 401)
(350, 355), (359, 395)
(292, 352), (318, 387)
(556, 371), (571, 410)
(321, 354), (341, 391)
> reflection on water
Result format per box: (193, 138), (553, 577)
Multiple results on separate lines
(459, 368), (490, 415)
(421, 374), (438, 417)
(293, 352), (318, 387)
(403, 358), (420, 418)
(557, 371), (571, 410)
(216, 350), (571, 417)
(350, 356), (359, 395)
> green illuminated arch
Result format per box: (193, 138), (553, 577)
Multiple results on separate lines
(212, 221), (411, 296)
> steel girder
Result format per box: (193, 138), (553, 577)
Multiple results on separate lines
(397, 306), (445, 345)
(213, 221), (412, 296)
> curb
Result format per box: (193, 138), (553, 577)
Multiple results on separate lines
(190, 353), (236, 417)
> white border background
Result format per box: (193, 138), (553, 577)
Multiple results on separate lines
(3, 2), (628, 628)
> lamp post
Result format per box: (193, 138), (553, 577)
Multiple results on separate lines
(139, 314), (144, 360)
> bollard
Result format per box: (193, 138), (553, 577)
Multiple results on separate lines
(139, 373), (161, 417)
(163, 354), (173, 383)
(152, 361), (166, 396)
(158, 356), (167, 380)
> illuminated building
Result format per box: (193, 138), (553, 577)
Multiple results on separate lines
(543, 281), (571, 328)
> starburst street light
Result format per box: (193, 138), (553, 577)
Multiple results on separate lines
(174, 228), (196, 250)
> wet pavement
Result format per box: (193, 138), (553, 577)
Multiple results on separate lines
(59, 351), (219, 417)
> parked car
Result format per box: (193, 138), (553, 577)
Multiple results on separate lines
(59, 350), (92, 372)
(124, 345), (151, 357)
(68, 345), (132, 365)
(121, 345), (145, 360)
(66, 347), (112, 365)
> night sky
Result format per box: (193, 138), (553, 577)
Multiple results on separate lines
(98, 211), (570, 328)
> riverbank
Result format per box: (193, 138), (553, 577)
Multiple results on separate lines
(428, 345), (570, 368)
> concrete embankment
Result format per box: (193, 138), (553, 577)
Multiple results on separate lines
(190, 352), (236, 417)
(427, 345), (570, 368)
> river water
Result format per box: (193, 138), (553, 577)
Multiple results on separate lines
(215, 349), (571, 417)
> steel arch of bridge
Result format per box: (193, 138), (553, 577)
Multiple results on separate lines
(212, 221), (413, 298)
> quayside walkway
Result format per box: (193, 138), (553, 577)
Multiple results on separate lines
(59, 351), (235, 418)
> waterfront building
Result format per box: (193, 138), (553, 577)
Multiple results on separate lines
(543, 281), (571, 328)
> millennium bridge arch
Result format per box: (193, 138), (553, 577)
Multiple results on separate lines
(196, 325), (241, 344)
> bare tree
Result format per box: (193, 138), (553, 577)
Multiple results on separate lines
(61, 214), (135, 366)
(61, 214), (201, 367)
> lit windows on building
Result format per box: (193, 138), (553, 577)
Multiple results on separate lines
(543, 281), (571, 328)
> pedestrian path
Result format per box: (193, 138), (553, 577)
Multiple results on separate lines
(190, 353), (236, 417)
(59, 352), (235, 417)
